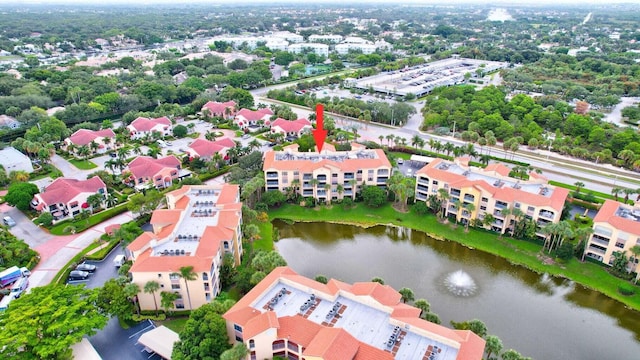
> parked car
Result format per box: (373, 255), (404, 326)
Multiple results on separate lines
(3, 216), (16, 227)
(397, 158), (404, 165)
(68, 270), (90, 281)
(242, 134), (250, 139)
(109, 152), (117, 158)
(75, 263), (96, 273)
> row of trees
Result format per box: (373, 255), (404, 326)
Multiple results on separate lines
(420, 85), (640, 170)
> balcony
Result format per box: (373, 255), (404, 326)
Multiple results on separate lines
(377, 169), (389, 175)
(303, 174), (312, 180)
(493, 210), (504, 218)
(539, 210), (555, 219)
(266, 172), (278, 179)
(417, 185), (429, 192)
(416, 193), (427, 201)
(463, 194), (475, 203)
(344, 174), (354, 180)
(495, 203), (507, 210)
(588, 244), (606, 255)
(266, 180), (279, 186)
(450, 189), (461, 197)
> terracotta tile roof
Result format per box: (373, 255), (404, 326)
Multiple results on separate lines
(104, 224), (121, 236)
(34, 177), (106, 206)
(224, 267), (486, 359)
(235, 108), (273, 122)
(188, 138), (234, 158)
(128, 184), (241, 273)
(353, 342), (394, 360)
(271, 118), (312, 133)
(263, 149), (392, 173)
(593, 200), (640, 236)
(202, 101), (236, 115)
(454, 329), (487, 360)
(350, 282), (402, 306)
(244, 311), (279, 339)
(277, 315), (323, 347)
(303, 328), (360, 360)
(126, 155), (181, 179)
(416, 158), (568, 212)
(128, 117), (171, 132)
(67, 129), (115, 146)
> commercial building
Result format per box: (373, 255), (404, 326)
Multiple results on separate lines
(415, 158), (568, 236)
(223, 266), (485, 360)
(127, 184), (243, 311)
(585, 200), (640, 274)
(263, 144), (392, 202)
(0, 147), (33, 173)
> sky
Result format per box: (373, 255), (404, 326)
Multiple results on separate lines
(13, 0), (640, 5)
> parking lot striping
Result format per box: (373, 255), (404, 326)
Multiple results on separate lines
(129, 321), (155, 339)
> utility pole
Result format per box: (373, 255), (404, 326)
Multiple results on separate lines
(452, 121), (456, 139)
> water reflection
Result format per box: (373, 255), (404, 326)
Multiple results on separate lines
(274, 220), (640, 359)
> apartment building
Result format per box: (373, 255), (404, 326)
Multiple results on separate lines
(415, 158), (568, 236)
(287, 43), (329, 57)
(127, 184), (243, 311)
(335, 43), (378, 55)
(309, 34), (343, 43)
(585, 200), (640, 274)
(263, 144), (392, 202)
(223, 266), (485, 360)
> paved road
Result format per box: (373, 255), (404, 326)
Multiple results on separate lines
(51, 154), (95, 180)
(27, 210), (134, 288)
(90, 319), (162, 360)
(0, 203), (54, 249)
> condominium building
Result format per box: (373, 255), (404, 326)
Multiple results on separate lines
(585, 200), (640, 274)
(223, 266), (485, 360)
(335, 43), (378, 55)
(308, 34), (343, 43)
(415, 158), (568, 236)
(287, 43), (329, 57)
(263, 144), (392, 202)
(127, 184), (243, 311)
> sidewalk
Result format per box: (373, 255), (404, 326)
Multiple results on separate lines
(29, 211), (134, 288)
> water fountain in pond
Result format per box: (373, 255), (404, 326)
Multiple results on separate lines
(445, 270), (477, 297)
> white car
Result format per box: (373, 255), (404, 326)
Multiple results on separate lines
(397, 159), (404, 165)
(3, 216), (16, 227)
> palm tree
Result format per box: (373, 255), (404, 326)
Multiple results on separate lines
(485, 335), (504, 360)
(479, 154), (491, 166)
(627, 245), (640, 283)
(117, 147), (130, 161)
(462, 202), (476, 230)
(622, 188), (635, 204)
(611, 187), (623, 202)
(617, 149), (635, 167)
(160, 291), (179, 315)
(105, 194), (118, 208)
(414, 299), (430, 317)
(248, 139), (261, 151)
(144, 281), (161, 316)
(385, 134), (394, 147)
(575, 227), (594, 261)
(9, 170), (30, 182)
(437, 188), (450, 219)
(124, 283), (141, 316)
(77, 145), (91, 160)
(444, 142), (455, 157)
(378, 135), (384, 146)
(90, 140), (100, 154)
(177, 266), (197, 310)
(398, 287), (415, 303)
(574, 181), (585, 194)
(411, 134), (421, 149)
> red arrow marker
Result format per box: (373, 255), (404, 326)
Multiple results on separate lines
(312, 103), (328, 152)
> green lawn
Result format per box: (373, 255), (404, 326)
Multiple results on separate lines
(48, 203), (129, 235)
(68, 159), (98, 170)
(159, 317), (190, 333)
(266, 203), (640, 311)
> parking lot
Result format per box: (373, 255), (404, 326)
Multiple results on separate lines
(90, 319), (162, 360)
(66, 244), (122, 289)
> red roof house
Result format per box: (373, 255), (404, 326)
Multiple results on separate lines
(64, 129), (116, 155)
(270, 118), (312, 138)
(123, 155), (188, 190)
(126, 117), (172, 140)
(31, 177), (107, 220)
(202, 101), (237, 118)
(234, 108), (273, 129)
(186, 137), (236, 161)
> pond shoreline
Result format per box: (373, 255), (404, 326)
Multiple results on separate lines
(266, 203), (640, 312)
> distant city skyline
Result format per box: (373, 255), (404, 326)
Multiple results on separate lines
(12, 0), (640, 5)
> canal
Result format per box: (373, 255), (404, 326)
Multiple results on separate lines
(273, 221), (640, 360)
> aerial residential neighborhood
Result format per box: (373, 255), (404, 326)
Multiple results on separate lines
(0, 1), (639, 360)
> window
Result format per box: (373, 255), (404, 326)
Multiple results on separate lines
(171, 284), (181, 290)
(480, 206), (487, 211)
(481, 197), (488, 203)
(249, 340), (255, 349)
(432, 180), (439, 185)
(158, 274), (162, 278)
(169, 273), (180, 280)
(527, 206), (535, 212)
(234, 324), (243, 332)
(515, 202), (521, 208)
(204, 283), (210, 291)
(615, 241), (625, 249)
(202, 272), (208, 281)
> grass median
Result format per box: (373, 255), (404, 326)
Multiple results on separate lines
(266, 203), (640, 311)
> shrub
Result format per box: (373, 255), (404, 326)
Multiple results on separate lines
(618, 283), (636, 296)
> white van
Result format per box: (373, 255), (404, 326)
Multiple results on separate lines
(0, 295), (14, 312)
(113, 255), (126, 268)
(10, 277), (28, 298)
(157, 140), (168, 148)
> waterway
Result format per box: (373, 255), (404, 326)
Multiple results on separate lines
(274, 221), (640, 360)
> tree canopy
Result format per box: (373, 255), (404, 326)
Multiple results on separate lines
(0, 285), (108, 359)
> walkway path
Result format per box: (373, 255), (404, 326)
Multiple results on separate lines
(28, 211), (134, 288)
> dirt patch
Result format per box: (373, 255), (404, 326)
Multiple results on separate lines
(538, 253), (556, 265)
